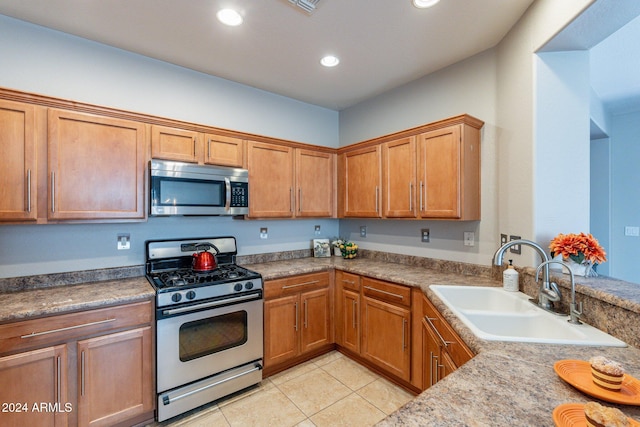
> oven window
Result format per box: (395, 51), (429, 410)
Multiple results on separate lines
(179, 311), (248, 362)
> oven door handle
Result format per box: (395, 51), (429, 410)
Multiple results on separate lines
(162, 363), (263, 406)
(162, 293), (261, 316)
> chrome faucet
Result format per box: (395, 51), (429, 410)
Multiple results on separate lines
(493, 239), (561, 312)
(536, 260), (582, 324)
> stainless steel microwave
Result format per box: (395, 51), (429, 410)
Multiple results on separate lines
(150, 160), (249, 216)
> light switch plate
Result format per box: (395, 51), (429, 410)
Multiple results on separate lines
(421, 228), (430, 243)
(500, 233), (508, 245)
(625, 226), (639, 237)
(464, 231), (475, 247)
(260, 227), (268, 239)
(360, 226), (367, 237)
(314, 225), (321, 235)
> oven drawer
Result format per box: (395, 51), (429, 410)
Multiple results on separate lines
(264, 271), (329, 299)
(0, 301), (152, 355)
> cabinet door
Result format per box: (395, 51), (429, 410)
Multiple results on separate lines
(418, 125), (461, 218)
(77, 326), (153, 427)
(151, 125), (200, 163)
(0, 345), (68, 427)
(421, 317), (441, 390)
(340, 288), (360, 354)
(300, 287), (331, 354)
(247, 141), (294, 218)
(341, 145), (382, 217)
(361, 296), (410, 381)
(205, 133), (244, 167)
(382, 137), (416, 218)
(264, 295), (299, 367)
(296, 149), (334, 217)
(48, 109), (146, 220)
(0, 100), (37, 221)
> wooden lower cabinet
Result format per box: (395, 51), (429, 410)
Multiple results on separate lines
(0, 300), (154, 427)
(77, 327), (153, 427)
(263, 272), (332, 374)
(361, 296), (411, 382)
(0, 345), (68, 427)
(335, 271), (361, 354)
(421, 294), (473, 390)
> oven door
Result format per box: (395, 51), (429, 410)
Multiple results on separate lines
(156, 292), (263, 393)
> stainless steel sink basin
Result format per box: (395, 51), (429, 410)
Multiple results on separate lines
(429, 285), (626, 347)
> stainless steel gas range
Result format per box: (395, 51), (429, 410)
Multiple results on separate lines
(145, 236), (263, 422)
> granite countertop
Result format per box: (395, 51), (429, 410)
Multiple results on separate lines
(242, 257), (640, 426)
(0, 276), (155, 323)
(2, 256), (638, 425)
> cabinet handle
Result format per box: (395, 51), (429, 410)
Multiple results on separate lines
(298, 188), (302, 212)
(81, 350), (86, 397)
(352, 300), (357, 329)
(375, 186), (379, 212)
(26, 169), (32, 213)
(51, 172), (55, 213)
(20, 318), (116, 338)
(364, 286), (404, 300)
(282, 280), (320, 290)
(420, 181), (424, 211)
(294, 302), (299, 331)
(409, 182), (413, 211)
(56, 355), (61, 405)
(207, 138), (210, 159)
(290, 188), (293, 213)
(342, 279), (356, 285)
(437, 361), (445, 382)
(402, 318), (407, 351)
(429, 351), (436, 387)
(425, 316), (453, 348)
(304, 299), (308, 328)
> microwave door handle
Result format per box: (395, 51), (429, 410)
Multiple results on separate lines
(225, 177), (231, 212)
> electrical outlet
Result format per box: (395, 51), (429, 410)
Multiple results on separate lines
(314, 225), (321, 236)
(421, 228), (430, 243)
(360, 226), (367, 237)
(117, 233), (130, 250)
(464, 231), (475, 247)
(625, 226), (639, 237)
(260, 227), (268, 239)
(509, 235), (521, 254)
(500, 233), (508, 246)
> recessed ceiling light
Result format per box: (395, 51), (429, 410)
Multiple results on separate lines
(217, 9), (243, 26)
(320, 55), (339, 67)
(412, 0), (440, 8)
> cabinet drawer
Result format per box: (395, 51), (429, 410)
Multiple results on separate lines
(336, 271), (360, 291)
(423, 295), (473, 368)
(264, 272), (329, 300)
(0, 300), (152, 355)
(362, 277), (411, 307)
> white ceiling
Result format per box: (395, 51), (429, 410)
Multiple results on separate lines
(0, 0), (536, 110)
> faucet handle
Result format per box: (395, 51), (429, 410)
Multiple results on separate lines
(569, 301), (583, 324)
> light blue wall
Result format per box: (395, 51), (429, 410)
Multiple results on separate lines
(0, 15), (339, 278)
(609, 110), (640, 282)
(591, 137), (610, 276)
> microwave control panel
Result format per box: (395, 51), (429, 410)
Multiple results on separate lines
(230, 182), (249, 207)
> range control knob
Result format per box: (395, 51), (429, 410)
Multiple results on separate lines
(171, 293), (182, 303)
(186, 290), (196, 300)
(245, 281), (254, 290)
(234, 283), (243, 292)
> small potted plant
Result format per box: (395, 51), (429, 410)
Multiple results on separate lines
(331, 237), (345, 256)
(549, 232), (607, 277)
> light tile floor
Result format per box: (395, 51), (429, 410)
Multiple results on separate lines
(150, 351), (414, 427)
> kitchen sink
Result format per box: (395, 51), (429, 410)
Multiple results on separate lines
(429, 285), (626, 347)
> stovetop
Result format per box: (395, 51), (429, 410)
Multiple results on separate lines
(145, 236), (263, 308)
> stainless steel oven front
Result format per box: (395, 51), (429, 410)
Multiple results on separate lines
(156, 292), (263, 421)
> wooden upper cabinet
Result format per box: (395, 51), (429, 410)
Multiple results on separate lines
(0, 100), (37, 221)
(205, 133), (244, 167)
(247, 140), (294, 218)
(341, 145), (382, 217)
(151, 125), (200, 163)
(296, 149), (334, 217)
(48, 109), (146, 220)
(382, 136), (417, 218)
(418, 123), (480, 220)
